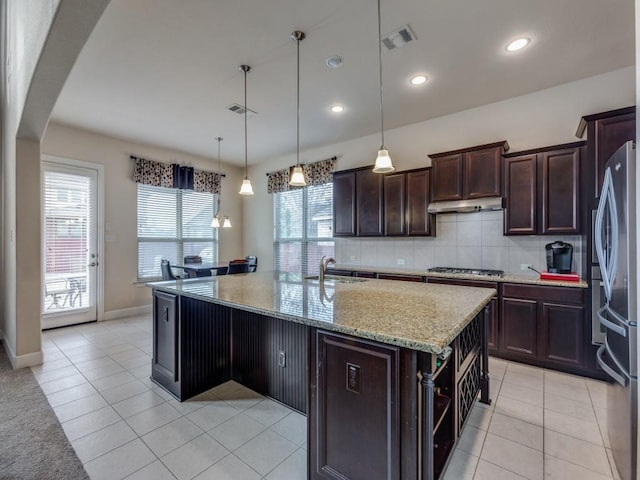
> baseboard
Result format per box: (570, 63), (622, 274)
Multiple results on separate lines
(1, 338), (43, 369)
(104, 304), (152, 321)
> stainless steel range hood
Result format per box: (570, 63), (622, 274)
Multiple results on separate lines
(427, 197), (503, 214)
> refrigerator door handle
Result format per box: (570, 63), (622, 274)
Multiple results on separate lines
(595, 167), (618, 302)
(598, 305), (627, 337)
(596, 344), (627, 387)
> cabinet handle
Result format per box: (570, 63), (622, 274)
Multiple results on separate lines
(163, 306), (169, 322)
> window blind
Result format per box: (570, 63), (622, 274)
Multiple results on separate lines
(273, 183), (334, 276)
(137, 184), (217, 280)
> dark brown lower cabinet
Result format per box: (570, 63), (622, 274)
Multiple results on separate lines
(499, 284), (587, 374)
(309, 331), (402, 480)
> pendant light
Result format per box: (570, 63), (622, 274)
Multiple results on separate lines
(289, 31), (307, 187)
(222, 216), (232, 228)
(372, 0), (395, 173)
(211, 137), (231, 228)
(238, 65), (255, 195)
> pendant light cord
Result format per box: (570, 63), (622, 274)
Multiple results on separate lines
(377, 0), (385, 149)
(215, 137), (222, 216)
(243, 68), (248, 180)
(296, 35), (300, 168)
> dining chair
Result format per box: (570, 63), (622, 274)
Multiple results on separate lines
(227, 260), (250, 274)
(211, 266), (229, 276)
(160, 259), (184, 280)
(184, 255), (202, 264)
(245, 255), (258, 272)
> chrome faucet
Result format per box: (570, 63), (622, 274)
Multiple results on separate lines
(319, 256), (336, 283)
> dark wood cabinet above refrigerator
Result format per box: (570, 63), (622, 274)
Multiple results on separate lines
(576, 106), (635, 204)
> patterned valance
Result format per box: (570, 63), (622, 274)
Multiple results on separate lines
(267, 157), (336, 194)
(132, 156), (174, 188)
(132, 156), (221, 194)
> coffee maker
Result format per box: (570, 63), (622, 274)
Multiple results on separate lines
(545, 241), (573, 273)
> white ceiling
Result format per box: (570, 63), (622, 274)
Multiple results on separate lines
(51, 0), (635, 166)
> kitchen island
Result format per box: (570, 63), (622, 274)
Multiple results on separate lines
(148, 271), (495, 480)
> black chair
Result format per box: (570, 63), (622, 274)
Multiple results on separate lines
(184, 255), (202, 264)
(227, 260), (249, 274)
(211, 266), (229, 276)
(160, 259), (184, 280)
(245, 255), (258, 272)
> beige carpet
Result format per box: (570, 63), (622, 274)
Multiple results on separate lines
(0, 343), (89, 480)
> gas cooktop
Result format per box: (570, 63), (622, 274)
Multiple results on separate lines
(427, 267), (505, 278)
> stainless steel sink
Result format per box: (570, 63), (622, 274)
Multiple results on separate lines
(304, 275), (367, 284)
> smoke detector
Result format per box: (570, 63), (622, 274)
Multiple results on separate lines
(326, 55), (343, 68)
(226, 103), (258, 116)
(382, 24), (417, 50)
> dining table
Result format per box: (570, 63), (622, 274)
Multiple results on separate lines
(173, 262), (229, 278)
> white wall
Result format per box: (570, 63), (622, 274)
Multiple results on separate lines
(42, 122), (245, 313)
(244, 67), (635, 272)
(1, 0), (61, 363)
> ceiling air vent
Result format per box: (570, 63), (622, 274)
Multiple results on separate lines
(382, 24), (417, 50)
(226, 103), (258, 116)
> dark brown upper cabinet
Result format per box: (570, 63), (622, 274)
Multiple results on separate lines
(384, 169), (436, 236)
(334, 166), (435, 238)
(504, 142), (583, 235)
(332, 170), (356, 236)
(576, 106), (635, 203)
(356, 169), (384, 236)
(384, 173), (406, 236)
(406, 169), (435, 236)
(429, 141), (508, 202)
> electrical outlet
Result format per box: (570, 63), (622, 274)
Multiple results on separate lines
(278, 350), (286, 368)
(397, 259), (405, 265)
(520, 263), (532, 271)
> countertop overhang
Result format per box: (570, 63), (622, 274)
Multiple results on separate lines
(148, 271), (495, 355)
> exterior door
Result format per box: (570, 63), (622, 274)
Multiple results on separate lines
(42, 160), (101, 329)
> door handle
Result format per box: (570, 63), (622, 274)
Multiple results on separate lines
(88, 262), (97, 267)
(597, 305), (627, 337)
(596, 345), (627, 387)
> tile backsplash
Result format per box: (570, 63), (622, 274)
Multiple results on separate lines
(334, 210), (585, 278)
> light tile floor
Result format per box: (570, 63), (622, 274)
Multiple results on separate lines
(33, 314), (619, 480)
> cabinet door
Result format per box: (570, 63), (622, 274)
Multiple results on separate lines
(464, 146), (502, 199)
(310, 331), (400, 480)
(501, 298), (538, 360)
(333, 171), (356, 236)
(384, 173), (406, 236)
(594, 113), (635, 196)
(542, 302), (585, 368)
(540, 148), (580, 234)
(152, 291), (179, 396)
(504, 155), (537, 235)
(406, 170), (435, 236)
(356, 169), (384, 236)
(431, 154), (463, 202)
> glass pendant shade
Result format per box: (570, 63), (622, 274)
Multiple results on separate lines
(289, 166), (306, 186)
(211, 215), (221, 228)
(239, 178), (254, 195)
(222, 216), (232, 228)
(373, 148), (395, 173)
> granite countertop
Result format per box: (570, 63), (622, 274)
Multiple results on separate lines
(148, 271), (495, 355)
(333, 265), (589, 289)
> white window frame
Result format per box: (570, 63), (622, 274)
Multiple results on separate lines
(136, 184), (218, 281)
(273, 183), (334, 276)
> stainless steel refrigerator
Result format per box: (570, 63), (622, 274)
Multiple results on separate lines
(594, 140), (637, 480)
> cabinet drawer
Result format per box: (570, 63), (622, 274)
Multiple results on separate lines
(501, 283), (583, 304)
(427, 278), (498, 290)
(377, 273), (424, 282)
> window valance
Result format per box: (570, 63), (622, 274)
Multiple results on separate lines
(131, 156), (222, 194)
(267, 157), (336, 194)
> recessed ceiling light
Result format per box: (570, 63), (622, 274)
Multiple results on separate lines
(326, 56), (343, 68)
(410, 75), (428, 86)
(330, 105), (344, 113)
(506, 37), (530, 52)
